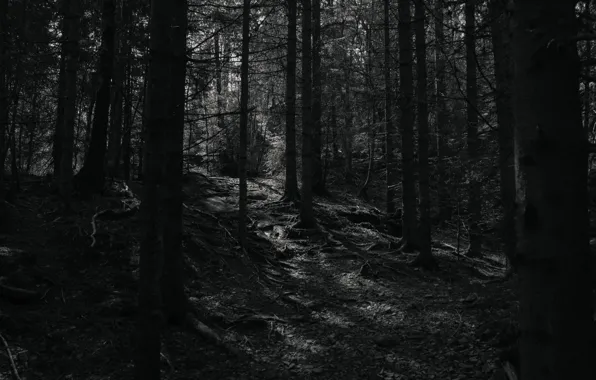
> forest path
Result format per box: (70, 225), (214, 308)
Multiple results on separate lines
(0, 174), (516, 379)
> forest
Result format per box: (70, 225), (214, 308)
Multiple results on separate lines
(0, 0), (593, 379)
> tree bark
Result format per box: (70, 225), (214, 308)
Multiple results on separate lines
(135, 0), (169, 377)
(238, 0), (250, 247)
(282, 0), (300, 202)
(434, 0), (451, 224)
(490, 0), (516, 272)
(161, 0), (188, 325)
(465, 0), (481, 257)
(398, 0), (418, 250)
(76, 0), (116, 195)
(412, 0), (435, 269)
(512, 1), (596, 378)
(0, 0), (8, 184)
(106, 0), (125, 179)
(60, 0), (80, 211)
(53, 52), (66, 181)
(312, 0), (325, 195)
(383, 0), (397, 217)
(299, 0), (316, 227)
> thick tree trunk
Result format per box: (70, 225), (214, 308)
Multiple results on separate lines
(398, 0), (418, 250)
(383, 0), (396, 217)
(0, 0), (7, 184)
(161, 0), (188, 325)
(512, 1), (596, 379)
(465, 0), (481, 257)
(238, 0), (250, 247)
(299, 0), (316, 227)
(490, 0), (516, 273)
(412, 0), (435, 269)
(60, 0), (80, 211)
(312, 0), (325, 195)
(282, 0), (299, 202)
(434, 1), (451, 224)
(53, 53), (66, 181)
(135, 0), (170, 377)
(76, 0), (116, 195)
(106, 2), (125, 179)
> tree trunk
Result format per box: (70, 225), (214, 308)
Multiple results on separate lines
(465, 0), (481, 257)
(412, 0), (435, 269)
(282, 0), (300, 202)
(434, 0), (451, 223)
(76, 0), (116, 195)
(398, 0), (417, 250)
(53, 52), (66, 181)
(490, 0), (516, 273)
(106, 1), (125, 179)
(0, 0), (8, 184)
(299, 0), (316, 227)
(238, 0), (250, 247)
(383, 0), (396, 217)
(134, 0), (170, 377)
(161, 0), (188, 325)
(512, 1), (596, 379)
(312, 0), (325, 195)
(60, 0), (80, 211)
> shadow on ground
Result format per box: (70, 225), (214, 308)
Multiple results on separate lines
(0, 174), (517, 379)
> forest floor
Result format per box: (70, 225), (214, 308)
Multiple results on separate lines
(0, 171), (518, 380)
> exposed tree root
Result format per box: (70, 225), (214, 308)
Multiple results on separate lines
(0, 332), (21, 380)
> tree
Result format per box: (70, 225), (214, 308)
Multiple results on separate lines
(490, 0), (516, 273)
(75, 0), (116, 195)
(383, 0), (396, 217)
(282, 0), (299, 202)
(238, 0), (250, 247)
(135, 0), (173, 376)
(0, 0), (7, 185)
(398, 0), (417, 250)
(512, 1), (596, 378)
(299, 0), (316, 227)
(312, 0), (326, 195)
(59, 0), (81, 211)
(465, 0), (481, 257)
(434, 0), (451, 224)
(412, 0), (435, 269)
(161, 0), (188, 325)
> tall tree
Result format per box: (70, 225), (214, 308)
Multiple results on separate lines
(299, 0), (316, 227)
(135, 0), (171, 377)
(76, 0), (116, 195)
(398, 0), (418, 250)
(106, 0), (126, 179)
(412, 0), (435, 268)
(465, 0), (481, 257)
(512, 1), (596, 378)
(161, 0), (188, 324)
(52, 52), (66, 183)
(0, 0), (7, 186)
(59, 0), (81, 211)
(312, 0), (326, 195)
(238, 0), (250, 247)
(434, 0), (451, 223)
(490, 0), (516, 273)
(282, 0), (300, 202)
(383, 0), (397, 217)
